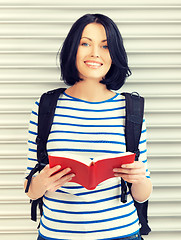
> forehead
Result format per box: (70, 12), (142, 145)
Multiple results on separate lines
(81, 23), (107, 40)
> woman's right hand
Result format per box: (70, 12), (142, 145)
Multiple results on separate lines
(38, 164), (75, 192)
(24, 165), (75, 199)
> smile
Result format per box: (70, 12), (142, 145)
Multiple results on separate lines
(84, 61), (103, 68)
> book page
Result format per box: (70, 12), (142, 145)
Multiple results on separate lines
(49, 152), (92, 166)
(93, 152), (134, 163)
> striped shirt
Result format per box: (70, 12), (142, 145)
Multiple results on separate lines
(26, 91), (150, 240)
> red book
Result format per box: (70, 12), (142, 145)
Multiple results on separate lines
(49, 152), (135, 190)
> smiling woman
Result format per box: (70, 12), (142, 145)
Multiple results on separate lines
(25, 13), (151, 240)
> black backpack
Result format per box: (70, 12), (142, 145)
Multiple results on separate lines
(25, 88), (151, 237)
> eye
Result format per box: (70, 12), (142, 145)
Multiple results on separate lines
(102, 45), (108, 49)
(81, 42), (89, 47)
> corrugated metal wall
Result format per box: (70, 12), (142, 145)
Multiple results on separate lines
(0, 1), (181, 239)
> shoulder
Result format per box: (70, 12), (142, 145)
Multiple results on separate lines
(39, 88), (66, 100)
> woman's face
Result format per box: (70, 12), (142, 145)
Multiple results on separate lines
(76, 23), (112, 83)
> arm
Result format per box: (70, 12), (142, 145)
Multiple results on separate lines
(24, 98), (75, 200)
(113, 161), (152, 202)
(113, 118), (152, 202)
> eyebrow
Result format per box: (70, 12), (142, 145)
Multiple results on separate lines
(81, 37), (107, 42)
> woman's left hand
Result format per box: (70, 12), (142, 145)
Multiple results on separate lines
(113, 161), (146, 184)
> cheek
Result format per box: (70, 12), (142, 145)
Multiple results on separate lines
(103, 52), (112, 65)
(108, 57), (112, 65)
(106, 57), (112, 69)
(77, 46), (90, 59)
(75, 50), (82, 69)
(75, 51), (85, 75)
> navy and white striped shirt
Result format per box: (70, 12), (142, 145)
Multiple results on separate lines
(26, 92), (150, 240)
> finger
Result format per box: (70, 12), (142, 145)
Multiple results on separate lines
(121, 161), (144, 169)
(50, 168), (73, 182)
(43, 164), (61, 177)
(55, 167), (73, 178)
(115, 173), (139, 183)
(49, 165), (62, 175)
(114, 162), (145, 172)
(121, 163), (136, 168)
(116, 172), (146, 183)
(114, 168), (145, 175)
(114, 168), (146, 179)
(57, 173), (75, 185)
(48, 173), (75, 192)
(113, 163), (135, 172)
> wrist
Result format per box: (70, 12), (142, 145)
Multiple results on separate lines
(27, 174), (47, 200)
(131, 177), (152, 202)
(132, 175), (148, 187)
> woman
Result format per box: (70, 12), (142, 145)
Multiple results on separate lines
(25, 14), (152, 240)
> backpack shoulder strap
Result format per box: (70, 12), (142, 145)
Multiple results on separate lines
(120, 92), (144, 203)
(121, 92), (151, 236)
(121, 92), (144, 160)
(36, 88), (66, 164)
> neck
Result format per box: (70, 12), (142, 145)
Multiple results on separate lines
(65, 80), (115, 102)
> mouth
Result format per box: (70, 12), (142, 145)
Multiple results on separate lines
(84, 61), (103, 69)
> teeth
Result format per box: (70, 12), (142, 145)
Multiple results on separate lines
(85, 62), (102, 66)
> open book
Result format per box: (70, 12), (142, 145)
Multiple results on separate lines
(49, 152), (135, 190)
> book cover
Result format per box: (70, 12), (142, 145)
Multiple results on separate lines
(49, 152), (135, 190)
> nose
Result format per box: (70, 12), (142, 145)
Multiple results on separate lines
(90, 45), (100, 58)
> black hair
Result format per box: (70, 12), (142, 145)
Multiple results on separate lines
(60, 13), (131, 90)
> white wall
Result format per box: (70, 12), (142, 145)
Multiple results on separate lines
(0, 1), (181, 239)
